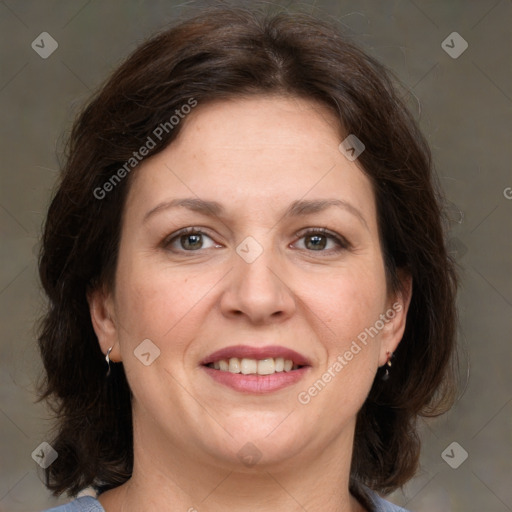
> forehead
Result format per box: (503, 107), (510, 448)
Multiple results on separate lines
(125, 95), (376, 226)
(183, 95), (342, 143)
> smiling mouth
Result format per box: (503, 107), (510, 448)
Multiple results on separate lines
(204, 357), (305, 375)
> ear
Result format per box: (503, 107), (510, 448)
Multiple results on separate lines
(87, 283), (122, 362)
(378, 271), (413, 366)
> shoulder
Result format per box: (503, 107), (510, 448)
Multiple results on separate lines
(365, 488), (411, 512)
(41, 496), (105, 512)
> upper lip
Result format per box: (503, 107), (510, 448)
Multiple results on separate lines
(201, 345), (311, 366)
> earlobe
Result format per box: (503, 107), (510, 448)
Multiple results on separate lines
(87, 285), (122, 362)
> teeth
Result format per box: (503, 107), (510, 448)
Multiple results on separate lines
(228, 358), (241, 373)
(257, 358), (275, 375)
(210, 357), (300, 375)
(241, 358), (257, 374)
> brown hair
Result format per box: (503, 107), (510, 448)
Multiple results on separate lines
(37, 5), (458, 503)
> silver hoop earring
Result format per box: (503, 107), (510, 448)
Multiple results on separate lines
(105, 346), (113, 376)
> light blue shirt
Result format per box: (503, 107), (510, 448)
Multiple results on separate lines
(42, 490), (411, 511)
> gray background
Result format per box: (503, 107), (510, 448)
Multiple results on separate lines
(0, 0), (511, 511)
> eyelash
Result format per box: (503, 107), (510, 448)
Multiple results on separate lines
(162, 226), (350, 254)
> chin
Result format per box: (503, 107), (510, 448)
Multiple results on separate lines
(207, 425), (307, 469)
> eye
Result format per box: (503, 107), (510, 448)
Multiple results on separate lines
(293, 228), (350, 253)
(163, 227), (220, 252)
(163, 227), (349, 253)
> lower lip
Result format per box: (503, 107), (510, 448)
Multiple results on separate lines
(201, 365), (310, 393)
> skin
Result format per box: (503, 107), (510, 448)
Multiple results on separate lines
(89, 95), (412, 512)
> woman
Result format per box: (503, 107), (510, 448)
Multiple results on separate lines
(37, 6), (457, 512)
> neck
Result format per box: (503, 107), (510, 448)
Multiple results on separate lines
(99, 417), (366, 512)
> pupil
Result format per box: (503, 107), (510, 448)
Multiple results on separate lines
(182, 233), (202, 250)
(306, 235), (326, 250)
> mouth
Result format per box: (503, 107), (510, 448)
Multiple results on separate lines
(200, 345), (311, 393)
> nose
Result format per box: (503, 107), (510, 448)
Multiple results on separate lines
(219, 244), (296, 325)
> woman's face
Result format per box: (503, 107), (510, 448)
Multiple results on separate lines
(91, 95), (408, 472)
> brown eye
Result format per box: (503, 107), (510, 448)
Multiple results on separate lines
(164, 228), (218, 252)
(304, 234), (328, 250)
(179, 233), (204, 250)
(294, 228), (349, 253)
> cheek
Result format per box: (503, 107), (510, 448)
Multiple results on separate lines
(293, 264), (387, 429)
(113, 254), (218, 349)
(312, 264), (387, 337)
(112, 259), (215, 407)
(305, 260), (388, 402)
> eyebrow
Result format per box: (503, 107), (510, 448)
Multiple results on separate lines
(143, 197), (368, 229)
